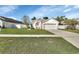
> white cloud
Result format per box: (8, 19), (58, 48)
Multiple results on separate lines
(63, 8), (72, 13)
(28, 5), (79, 19)
(64, 5), (79, 18)
(66, 13), (79, 19)
(8, 16), (18, 20)
(73, 5), (79, 8)
(63, 5), (79, 13)
(28, 6), (59, 18)
(0, 5), (18, 14)
(64, 5), (69, 8)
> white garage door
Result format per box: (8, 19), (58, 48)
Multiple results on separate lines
(44, 24), (57, 29)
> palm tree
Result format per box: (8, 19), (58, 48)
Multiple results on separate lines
(55, 16), (67, 25)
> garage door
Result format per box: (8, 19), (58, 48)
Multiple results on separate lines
(44, 24), (57, 29)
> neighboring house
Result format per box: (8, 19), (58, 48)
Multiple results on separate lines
(32, 18), (59, 30)
(0, 16), (27, 29)
(59, 19), (79, 29)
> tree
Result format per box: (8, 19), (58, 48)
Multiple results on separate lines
(43, 17), (48, 20)
(64, 19), (78, 30)
(31, 17), (36, 20)
(22, 15), (31, 28)
(55, 16), (67, 25)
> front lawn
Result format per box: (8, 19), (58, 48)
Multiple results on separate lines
(0, 28), (53, 34)
(0, 37), (79, 54)
(64, 29), (79, 34)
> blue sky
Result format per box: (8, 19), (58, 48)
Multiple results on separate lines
(0, 5), (79, 21)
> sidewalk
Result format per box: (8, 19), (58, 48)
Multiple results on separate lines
(0, 34), (60, 37)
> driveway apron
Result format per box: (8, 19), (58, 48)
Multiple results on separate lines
(47, 29), (79, 48)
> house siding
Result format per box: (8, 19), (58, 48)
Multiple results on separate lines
(0, 20), (27, 29)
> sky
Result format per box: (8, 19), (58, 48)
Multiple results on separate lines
(0, 5), (79, 21)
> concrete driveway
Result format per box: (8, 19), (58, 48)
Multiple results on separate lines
(47, 29), (79, 48)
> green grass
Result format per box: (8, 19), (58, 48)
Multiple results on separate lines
(0, 37), (79, 54)
(0, 28), (53, 34)
(64, 29), (79, 34)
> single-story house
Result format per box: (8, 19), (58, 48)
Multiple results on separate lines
(32, 18), (59, 30)
(43, 19), (59, 30)
(0, 16), (27, 29)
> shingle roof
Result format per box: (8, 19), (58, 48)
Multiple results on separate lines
(0, 16), (24, 24)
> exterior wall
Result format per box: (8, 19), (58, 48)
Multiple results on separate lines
(32, 22), (37, 29)
(32, 19), (48, 29)
(36, 21), (41, 29)
(2, 21), (27, 29)
(43, 23), (58, 30)
(21, 24), (27, 28)
(58, 25), (79, 30)
(33, 21), (42, 29)
(3, 21), (16, 28)
(14, 23), (27, 29)
(76, 25), (79, 29)
(42, 19), (59, 30)
(41, 24), (45, 29)
(15, 24), (21, 28)
(58, 25), (68, 29)
(0, 20), (3, 27)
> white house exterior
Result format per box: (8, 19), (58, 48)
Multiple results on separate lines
(3, 22), (27, 29)
(0, 16), (27, 29)
(58, 19), (79, 30)
(0, 20), (3, 27)
(76, 20), (79, 29)
(58, 25), (68, 29)
(43, 19), (59, 30)
(32, 19), (59, 30)
(32, 19), (48, 29)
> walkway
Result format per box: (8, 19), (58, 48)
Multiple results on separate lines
(47, 29), (79, 48)
(0, 34), (60, 37)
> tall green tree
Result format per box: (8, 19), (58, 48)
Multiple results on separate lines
(43, 17), (48, 20)
(31, 17), (36, 20)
